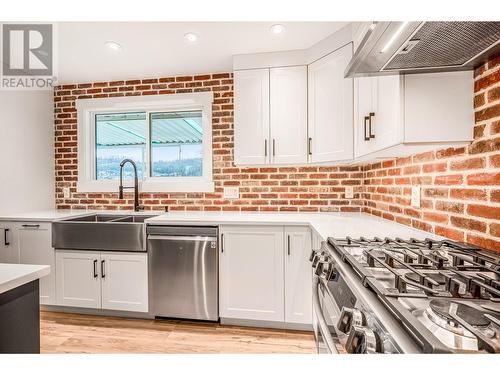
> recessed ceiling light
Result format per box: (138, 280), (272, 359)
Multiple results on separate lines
(184, 33), (198, 42)
(104, 41), (122, 51)
(270, 24), (285, 34)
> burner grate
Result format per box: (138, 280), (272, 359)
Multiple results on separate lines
(328, 237), (500, 300)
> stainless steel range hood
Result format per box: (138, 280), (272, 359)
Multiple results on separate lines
(345, 21), (500, 77)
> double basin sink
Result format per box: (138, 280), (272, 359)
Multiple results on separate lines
(52, 214), (158, 252)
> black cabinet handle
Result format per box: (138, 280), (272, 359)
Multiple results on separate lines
(369, 112), (375, 139)
(308, 137), (312, 156)
(287, 235), (291, 256)
(364, 116), (370, 141)
(272, 139), (276, 157)
(93, 260), (98, 278)
(101, 260), (106, 278)
(264, 139), (268, 157)
(4, 228), (9, 246)
(221, 233), (224, 253)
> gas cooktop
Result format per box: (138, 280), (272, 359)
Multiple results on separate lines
(327, 237), (500, 353)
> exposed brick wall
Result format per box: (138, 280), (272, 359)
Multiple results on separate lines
(362, 54), (500, 252)
(54, 55), (500, 252)
(54, 74), (364, 213)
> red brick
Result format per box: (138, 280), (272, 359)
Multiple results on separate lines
(422, 162), (447, 173)
(450, 216), (487, 232)
(412, 151), (435, 163)
(467, 234), (500, 252)
(474, 124), (486, 139)
(491, 223), (500, 238)
(423, 212), (448, 224)
(491, 190), (500, 203)
(474, 69), (500, 92)
(491, 154), (500, 168)
(436, 147), (466, 159)
(435, 201), (464, 214)
(475, 103), (500, 122)
(488, 86), (500, 102)
(467, 204), (500, 220)
(474, 93), (485, 108)
(467, 173), (500, 186)
(434, 174), (463, 185)
(435, 226), (465, 242)
(450, 158), (485, 171)
(449, 188), (487, 201)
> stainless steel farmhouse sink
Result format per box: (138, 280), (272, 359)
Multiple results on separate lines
(52, 214), (158, 252)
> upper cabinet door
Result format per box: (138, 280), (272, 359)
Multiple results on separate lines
(234, 69), (270, 165)
(270, 66), (308, 164)
(354, 76), (402, 158)
(18, 223), (56, 305)
(371, 75), (403, 151)
(308, 44), (354, 163)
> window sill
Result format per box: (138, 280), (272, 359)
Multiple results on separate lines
(76, 179), (215, 194)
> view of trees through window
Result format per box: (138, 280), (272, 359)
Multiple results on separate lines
(95, 111), (203, 180)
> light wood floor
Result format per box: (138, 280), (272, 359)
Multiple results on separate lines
(40, 311), (316, 354)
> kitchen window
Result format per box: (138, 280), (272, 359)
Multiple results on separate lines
(76, 93), (214, 193)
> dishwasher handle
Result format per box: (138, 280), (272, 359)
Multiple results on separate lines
(148, 235), (217, 242)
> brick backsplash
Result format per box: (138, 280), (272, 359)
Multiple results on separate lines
(54, 73), (364, 214)
(53, 54), (500, 252)
(362, 54), (500, 252)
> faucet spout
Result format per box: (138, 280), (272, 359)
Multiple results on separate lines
(118, 159), (142, 212)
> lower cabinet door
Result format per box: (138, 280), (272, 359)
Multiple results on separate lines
(285, 227), (312, 325)
(219, 226), (284, 322)
(0, 223), (19, 263)
(55, 250), (101, 309)
(18, 223), (56, 305)
(100, 252), (148, 313)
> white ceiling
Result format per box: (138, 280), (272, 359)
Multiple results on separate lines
(56, 22), (347, 84)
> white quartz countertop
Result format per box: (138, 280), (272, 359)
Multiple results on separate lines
(0, 209), (441, 241)
(146, 212), (441, 241)
(0, 263), (50, 294)
(0, 209), (164, 222)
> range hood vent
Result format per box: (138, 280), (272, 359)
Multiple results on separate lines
(345, 22), (500, 77)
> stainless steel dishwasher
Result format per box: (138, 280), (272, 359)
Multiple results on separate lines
(147, 226), (218, 321)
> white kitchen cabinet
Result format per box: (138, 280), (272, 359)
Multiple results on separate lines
(17, 223), (56, 305)
(0, 222), (18, 263)
(354, 75), (402, 157)
(101, 252), (148, 313)
(56, 250), (101, 309)
(55, 250), (148, 312)
(219, 226), (284, 322)
(354, 71), (473, 159)
(234, 69), (270, 165)
(270, 66), (308, 164)
(284, 227), (312, 325)
(308, 43), (354, 163)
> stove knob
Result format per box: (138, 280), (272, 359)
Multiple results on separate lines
(314, 261), (328, 277)
(309, 249), (319, 262)
(312, 251), (325, 268)
(345, 326), (382, 354)
(323, 262), (338, 281)
(337, 307), (365, 334)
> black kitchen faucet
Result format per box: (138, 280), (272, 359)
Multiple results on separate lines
(118, 159), (143, 212)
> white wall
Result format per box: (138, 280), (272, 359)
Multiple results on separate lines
(0, 90), (54, 214)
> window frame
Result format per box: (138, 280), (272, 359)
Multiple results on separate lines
(76, 92), (214, 193)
